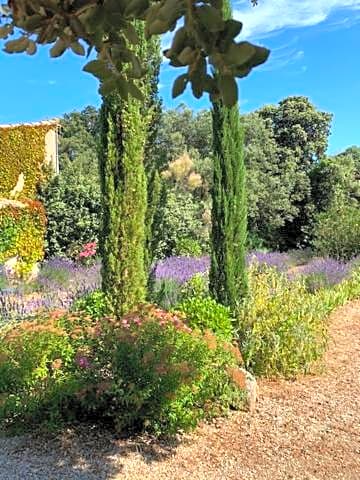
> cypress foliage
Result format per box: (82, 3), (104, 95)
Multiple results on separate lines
(209, 0), (248, 309)
(143, 37), (162, 272)
(99, 26), (159, 316)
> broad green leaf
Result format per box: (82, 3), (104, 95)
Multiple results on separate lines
(129, 53), (142, 78)
(218, 75), (238, 107)
(172, 74), (188, 98)
(127, 81), (143, 100)
(4, 36), (29, 53)
(23, 15), (43, 31)
(123, 24), (139, 44)
(83, 60), (112, 80)
(178, 46), (196, 65)
(0, 25), (12, 39)
(26, 40), (37, 55)
(124, 0), (149, 16)
(249, 45), (270, 67)
(196, 5), (224, 32)
(99, 77), (118, 96)
(50, 38), (67, 58)
(147, 19), (169, 36)
(70, 41), (86, 56)
(224, 42), (255, 67)
(218, 19), (243, 51)
(168, 27), (188, 55)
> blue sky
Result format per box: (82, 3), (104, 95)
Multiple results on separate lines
(0, 0), (359, 154)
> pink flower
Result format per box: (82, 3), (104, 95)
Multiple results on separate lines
(78, 242), (97, 260)
(76, 356), (91, 369)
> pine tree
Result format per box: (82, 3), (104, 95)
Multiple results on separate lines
(209, 0), (248, 309)
(99, 26), (159, 316)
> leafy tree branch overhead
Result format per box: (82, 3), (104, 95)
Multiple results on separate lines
(0, 0), (269, 106)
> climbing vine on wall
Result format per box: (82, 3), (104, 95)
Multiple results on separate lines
(0, 125), (53, 198)
(0, 200), (46, 276)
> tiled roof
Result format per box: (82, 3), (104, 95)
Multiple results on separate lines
(0, 119), (60, 129)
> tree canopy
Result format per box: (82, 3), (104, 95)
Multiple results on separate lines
(0, 0), (269, 106)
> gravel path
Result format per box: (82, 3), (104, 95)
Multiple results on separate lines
(1, 301), (359, 480)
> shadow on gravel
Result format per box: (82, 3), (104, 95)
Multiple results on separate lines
(0, 424), (184, 480)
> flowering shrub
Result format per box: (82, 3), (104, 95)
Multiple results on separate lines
(0, 305), (245, 434)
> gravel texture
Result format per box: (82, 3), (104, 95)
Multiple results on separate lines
(1, 301), (359, 480)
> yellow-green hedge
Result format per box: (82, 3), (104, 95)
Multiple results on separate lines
(0, 125), (52, 199)
(0, 200), (46, 276)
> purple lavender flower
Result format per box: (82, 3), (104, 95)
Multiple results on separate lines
(0, 257), (101, 322)
(246, 251), (291, 272)
(291, 257), (351, 286)
(152, 252), (293, 285)
(153, 256), (210, 285)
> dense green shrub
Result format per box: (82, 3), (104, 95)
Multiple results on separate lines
(72, 290), (107, 319)
(175, 297), (234, 341)
(175, 238), (203, 257)
(153, 190), (209, 260)
(39, 172), (101, 258)
(312, 200), (360, 261)
(0, 306), (245, 435)
(180, 273), (209, 300)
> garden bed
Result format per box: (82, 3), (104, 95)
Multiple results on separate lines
(0, 300), (359, 480)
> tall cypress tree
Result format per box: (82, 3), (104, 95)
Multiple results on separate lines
(209, 0), (248, 309)
(143, 38), (162, 273)
(99, 26), (159, 316)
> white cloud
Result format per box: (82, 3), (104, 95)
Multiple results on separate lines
(260, 46), (305, 71)
(233, 0), (360, 38)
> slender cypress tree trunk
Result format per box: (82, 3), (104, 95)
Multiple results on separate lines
(209, 0), (248, 309)
(99, 27), (159, 316)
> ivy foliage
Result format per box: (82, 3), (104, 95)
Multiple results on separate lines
(0, 200), (46, 275)
(0, 125), (53, 198)
(1, 0), (269, 106)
